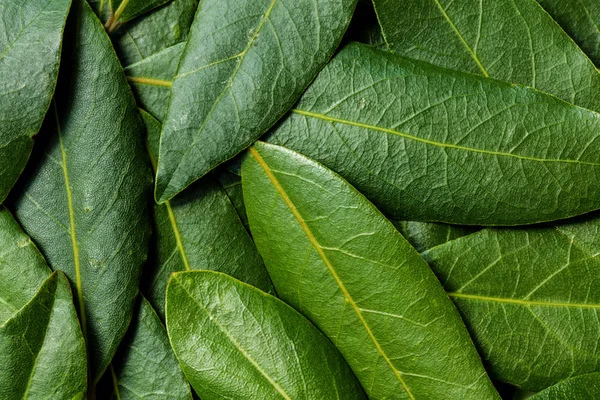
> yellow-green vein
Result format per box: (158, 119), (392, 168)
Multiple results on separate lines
(126, 76), (173, 87)
(249, 146), (415, 400)
(110, 364), (122, 400)
(291, 109), (600, 166)
(449, 292), (600, 309)
(105, 0), (131, 32)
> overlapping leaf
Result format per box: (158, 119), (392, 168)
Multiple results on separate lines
(166, 270), (366, 399)
(392, 220), (479, 254)
(105, 0), (173, 32)
(9, 1), (152, 382)
(267, 43), (600, 225)
(142, 111), (273, 318)
(0, 0), (72, 203)
(423, 217), (600, 390)
(243, 141), (499, 399)
(529, 373), (600, 399)
(154, 0), (358, 202)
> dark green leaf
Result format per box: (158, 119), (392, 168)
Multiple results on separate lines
(536, 0), (600, 66)
(0, 271), (87, 399)
(9, 1), (152, 382)
(0, 0), (71, 203)
(142, 110), (273, 319)
(267, 42), (600, 225)
(166, 270), (366, 399)
(423, 216), (600, 390)
(106, 0), (172, 32)
(216, 169), (249, 231)
(529, 373), (600, 399)
(154, 0), (358, 202)
(392, 220), (479, 253)
(243, 141), (498, 399)
(101, 296), (192, 400)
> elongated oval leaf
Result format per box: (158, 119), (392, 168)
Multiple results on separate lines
(0, 271), (87, 399)
(154, 0), (358, 202)
(98, 296), (191, 400)
(536, 0), (600, 66)
(268, 43), (600, 225)
(423, 217), (600, 391)
(0, 0), (72, 203)
(142, 111), (273, 318)
(9, 1), (152, 382)
(243, 141), (498, 399)
(166, 270), (366, 399)
(106, 0), (172, 32)
(529, 373), (600, 399)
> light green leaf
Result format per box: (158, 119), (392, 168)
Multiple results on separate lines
(267, 42), (600, 225)
(9, 1), (152, 382)
(154, 0), (358, 203)
(166, 270), (366, 399)
(243, 141), (498, 399)
(0, 0), (72, 203)
(141, 111), (273, 318)
(100, 296), (192, 400)
(423, 216), (600, 391)
(529, 373), (600, 399)
(0, 271), (87, 399)
(392, 221), (479, 253)
(106, 0), (173, 32)
(536, 0), (600, 66)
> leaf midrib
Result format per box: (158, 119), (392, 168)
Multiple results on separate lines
(291, 109), (600, 166)
(449, 292), (600, 309)
(249, 146), (416, 400)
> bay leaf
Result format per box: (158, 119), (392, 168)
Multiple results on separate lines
(536, 0), (600, 66)
(99, 296), (192, 400)
(166, 270), (366, 399)
(243, 141), (499, 399)
(216, 169), (250, 231)
(154, 0), (358, 203)
(0, 0), (72, 203)
(142, 110), (273, 319)
(267, 42), (600, 225)
(106, 0), (172, 32)
(392, 220), (479, 254)
(423, 216), (600, 391)
(9, 0), (152, 382)
(529, 373), (600, 399)
(0, 271), (87, 399)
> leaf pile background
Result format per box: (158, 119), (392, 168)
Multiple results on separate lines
(3, 0), (600, 398)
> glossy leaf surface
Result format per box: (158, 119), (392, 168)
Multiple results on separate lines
(529, 373), (600, 399)
(142, 111), (272, 318)
(102, 296), (191, 399)
(0, 272), (87, 399)
(0, 0), (71, 203)
(155, 0), (358, 202)
(10, 1), (152, 381)
(392, 220), (479, 253)
(423, 216), (600, 390)
(243, 141), (498, 399)
(269, 43), (600, 225)
(166, 270), (366, 400)
(537, 0), (600, 66)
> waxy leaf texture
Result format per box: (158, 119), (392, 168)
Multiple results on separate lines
(529, 373), (600, 399)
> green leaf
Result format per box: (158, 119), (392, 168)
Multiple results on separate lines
(0, 271), (87, 399)
(344, 0), (386, 48)
(166, 270), (366, 399)
(216, 169), (250, 231)
(106, 0), (173, 32)
(536, 0), (600, 66)
(529, 373), (600, 399)
(267, 42), (600, 225)
(391, 221), (480, 253)
(142, 110), (273, 319)
(154, 0), (358, 203)
(423, 216), (600, 391)
(0, 0), (72, 203)
(372, 0), (600, 113)
(242, 141), (499, 399)
(9, 1), (152, 382)
(100, 296), (192, 400)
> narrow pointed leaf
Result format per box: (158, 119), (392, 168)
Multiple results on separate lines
(423, 216), (600, 390)
(9, 1), (152, 381)
(268, 43), (600, 225)
(0, 271), (87, 399)
(243, 141), (498, 399)
(529, 373), (600, 399)
(106, 0), (173, 32)
(99, 296), (192, 400)
(536, 0), (600, 66)
(166, 270), (366, 400)
(155, 0), (358, 202)
(142, 111), (272, 318)
(392, 221), (479, 253)
(0, 0), (72, 203)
